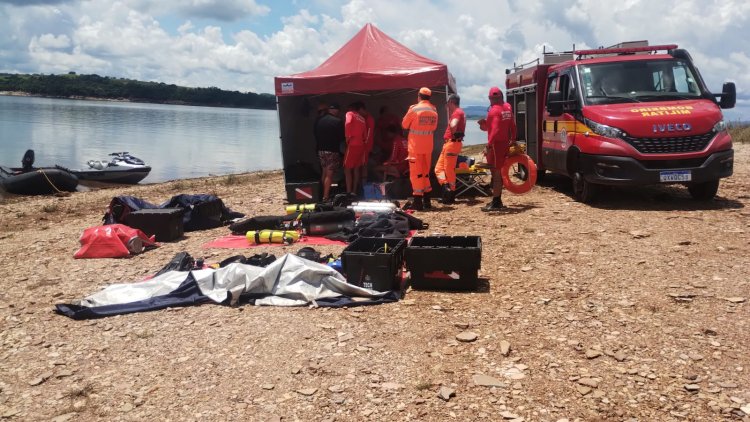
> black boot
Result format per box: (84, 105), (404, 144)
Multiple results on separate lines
(481, 196), (504, 212)
(441, 185), (454, 204)
(411, 195), (424, 211)
(423, 191), (432, 209)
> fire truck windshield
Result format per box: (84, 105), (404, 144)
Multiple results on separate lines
(579, 59), (702, 105)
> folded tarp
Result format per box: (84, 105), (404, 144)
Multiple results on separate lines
(56, 254), (397, 319)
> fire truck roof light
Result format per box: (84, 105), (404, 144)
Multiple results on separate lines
(574, 44), (678, 57)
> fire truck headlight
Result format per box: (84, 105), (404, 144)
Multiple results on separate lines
(713, 120), (727, 133)
(584, 118), (624, 140)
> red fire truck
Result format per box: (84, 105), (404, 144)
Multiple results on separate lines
(505, 41), (736, 202)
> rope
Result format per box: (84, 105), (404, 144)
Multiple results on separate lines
(37, 169), (64, 194)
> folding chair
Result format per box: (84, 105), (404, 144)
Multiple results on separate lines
(455, 167), (491, 197)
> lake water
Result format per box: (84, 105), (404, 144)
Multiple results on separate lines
(0, 95), (487, 183)
(0, 95), (282, 182)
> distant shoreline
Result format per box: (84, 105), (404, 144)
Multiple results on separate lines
(0, 91), (275, 110)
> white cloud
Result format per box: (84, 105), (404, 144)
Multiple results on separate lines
(34, 33), (71, 49)
(1, 0), (748, 119)
(121, 0), (270, 21)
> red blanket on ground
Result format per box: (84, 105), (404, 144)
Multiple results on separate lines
(202, 230), (417, 249)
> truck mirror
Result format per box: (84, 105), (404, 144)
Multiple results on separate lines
(719, 82), (736, 109)
(546, 91), (564, 116)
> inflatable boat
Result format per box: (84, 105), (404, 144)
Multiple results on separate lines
(61, 152), (151, 184)
(1, 150), (79, 195)
(0, 166), (79, 195)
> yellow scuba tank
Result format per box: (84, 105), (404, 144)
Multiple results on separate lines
(285, 204), (317, 215)
(246, 230), (300, 245)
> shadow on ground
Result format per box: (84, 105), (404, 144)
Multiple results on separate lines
(539, 173), (745, 211)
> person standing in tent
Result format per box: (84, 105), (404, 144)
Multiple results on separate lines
(434, 93), (465, 204)
(375, 105), (400, 162)
(358, 102), (375, 188)
(344, 102), (368, 195)
(478, 86), (517, 211)
(402, 87), (438, 210)
(314, 103), (344, 202)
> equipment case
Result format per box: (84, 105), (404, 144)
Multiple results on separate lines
(405, 236), (482, 291)
(341, 237), (405, 292)
(124, 208), (185, 242)
(285, 181), (321, 204)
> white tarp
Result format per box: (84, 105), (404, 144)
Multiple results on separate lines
(74, 254), (388, 308)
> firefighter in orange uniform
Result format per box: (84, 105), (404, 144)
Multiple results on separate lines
(434, 93), (465, 204)
(402, 87), (438, 210)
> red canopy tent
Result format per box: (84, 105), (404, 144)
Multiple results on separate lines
(275, 23), (456, 96)
(274, 23), (457, 201)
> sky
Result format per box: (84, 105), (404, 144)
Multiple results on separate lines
(1, 0), (749, 120)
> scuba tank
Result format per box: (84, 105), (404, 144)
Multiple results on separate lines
(347, 201), (397, 215)
(285, 204), (317, 215)
(246, 230), (300, 245)
(303, 221), (355, 236)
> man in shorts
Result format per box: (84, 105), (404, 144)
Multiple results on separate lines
(314, 103), (344, 202)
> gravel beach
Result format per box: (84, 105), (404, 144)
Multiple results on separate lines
(1, 145), (748, 421)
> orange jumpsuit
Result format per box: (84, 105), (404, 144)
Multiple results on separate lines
(434, 107), (466, 191)
(402, 100), (438, 196)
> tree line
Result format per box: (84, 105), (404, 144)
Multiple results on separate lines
(0, 73), (276, 109)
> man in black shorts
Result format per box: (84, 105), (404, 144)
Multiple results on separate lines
(314, 103), (345, 202)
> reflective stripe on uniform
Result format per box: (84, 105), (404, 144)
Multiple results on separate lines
(410, 106), (436, 113)
(409, 130), (434, 135)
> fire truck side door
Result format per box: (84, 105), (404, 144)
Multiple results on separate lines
(542, 73), (565, 172)
(558, 69), (580, 153)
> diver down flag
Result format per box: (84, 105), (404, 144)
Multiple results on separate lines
(295, 187), (313, 200)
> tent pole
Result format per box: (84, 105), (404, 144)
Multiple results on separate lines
(276, 95), (286, 185)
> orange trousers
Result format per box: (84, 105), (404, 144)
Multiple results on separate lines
(408, 153), (432, 196)
(434, 140), (462, 190)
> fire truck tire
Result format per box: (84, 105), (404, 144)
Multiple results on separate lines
(572, 172), (599, 203)
(502, 154), (537, 194)
(687, 179), (719, 201)
(535, 168), (547, 184)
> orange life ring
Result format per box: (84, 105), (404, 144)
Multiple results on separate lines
(501, 154), (537, 194)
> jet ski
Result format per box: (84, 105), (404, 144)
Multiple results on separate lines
(60, 152), (151, 184)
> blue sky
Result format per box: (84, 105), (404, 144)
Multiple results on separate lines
(1, 0), (748, 120)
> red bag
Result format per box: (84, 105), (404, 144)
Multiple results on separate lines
(74, 224), (157, 259)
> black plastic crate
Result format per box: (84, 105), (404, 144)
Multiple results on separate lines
(285, 181), (321, 204)
(124, 208), (185, 242)
(341, 237), (405, 292)
(405, 236), (482, 291)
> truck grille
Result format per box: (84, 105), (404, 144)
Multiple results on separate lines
(622, 131), (715, 154)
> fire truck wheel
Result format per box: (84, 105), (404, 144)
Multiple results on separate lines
(572, 172), (599, 203)
(536, 168), (547, 184)
(687, 179), (719, 201)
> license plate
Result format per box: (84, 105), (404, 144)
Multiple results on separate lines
(659, 170), (691, 182)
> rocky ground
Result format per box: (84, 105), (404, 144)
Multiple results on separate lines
(0, 144), (748, 422)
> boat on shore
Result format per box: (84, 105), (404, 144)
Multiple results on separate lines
(59, 152), (151, 184)
(0, 149), (79, 195)
(0, 166), (79, 195)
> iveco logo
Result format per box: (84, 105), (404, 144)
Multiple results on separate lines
(652, 123), (692, 133)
